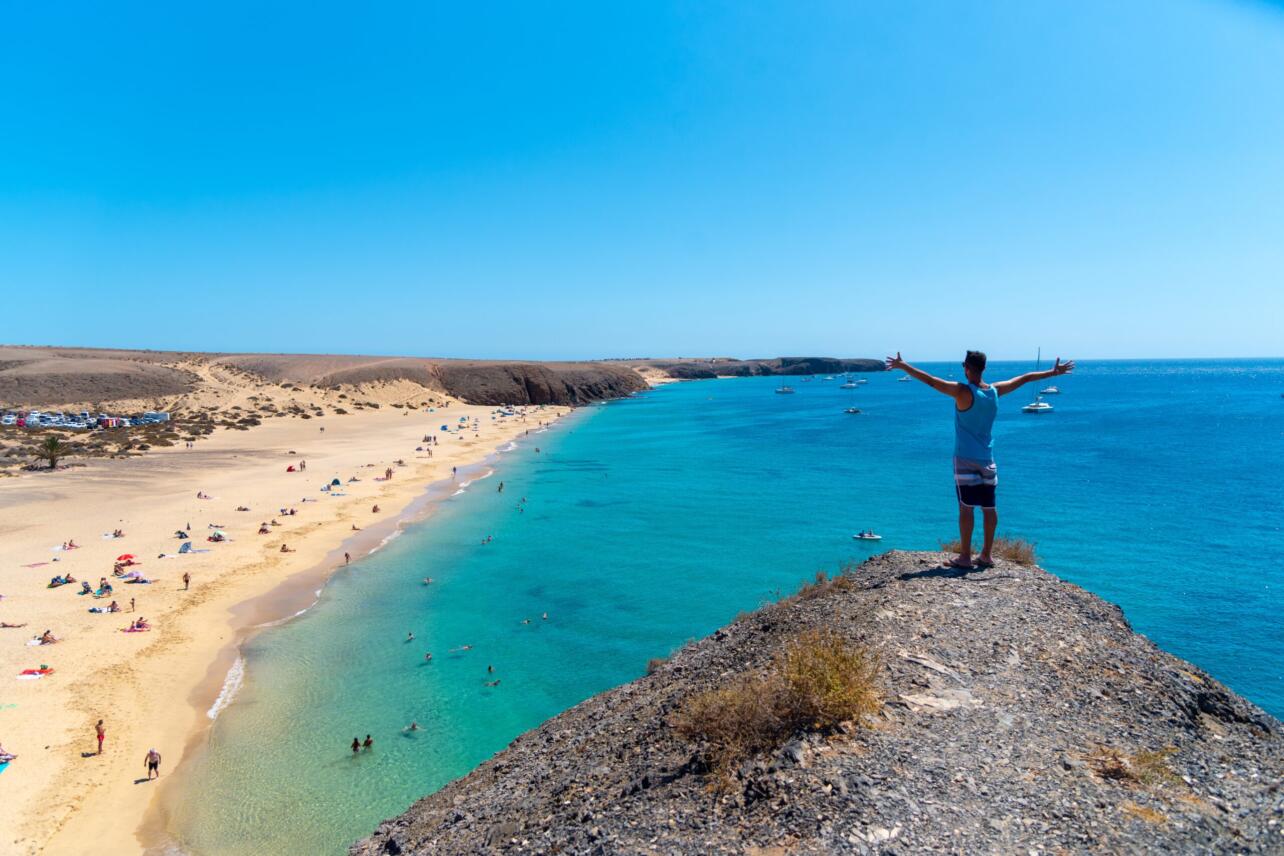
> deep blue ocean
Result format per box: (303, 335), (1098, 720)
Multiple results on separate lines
(171, 359), (1284, 855)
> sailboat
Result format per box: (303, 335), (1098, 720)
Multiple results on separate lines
(1022, 348), (1054, 414)
(775, 381), (796, 394)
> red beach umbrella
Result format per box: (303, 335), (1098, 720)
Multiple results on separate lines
(116, 554), (135, 561)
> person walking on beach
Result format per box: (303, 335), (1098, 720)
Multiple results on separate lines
(144, 747), (162, 780)
(885, 350), (1074, 569)
(95, 719), (105, 755)
(182, 571), (191, 591)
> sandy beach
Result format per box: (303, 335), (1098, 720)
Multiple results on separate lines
(0, 399), (566, 854)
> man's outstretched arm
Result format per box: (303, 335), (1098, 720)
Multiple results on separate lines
(885, 352), (966, 401)
(993, 358), (1075, 397)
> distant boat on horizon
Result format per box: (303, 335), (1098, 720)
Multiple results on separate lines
(775, 383), (795, 394)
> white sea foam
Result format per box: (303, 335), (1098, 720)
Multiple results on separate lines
(452, 488), (466, 496)
(207, 655), (245, 720)
(498, 441), (517, 452)
(368, 529), (403, 554)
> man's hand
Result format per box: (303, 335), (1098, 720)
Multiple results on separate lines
(1052, 358), (1075, 376)
(885, 351), (908, 371)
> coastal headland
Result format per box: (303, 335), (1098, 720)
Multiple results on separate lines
(0, 346), (881, 854)
(354, 551), (1283, 855)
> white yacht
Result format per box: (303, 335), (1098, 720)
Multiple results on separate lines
(775, 384), (795, 394)
(1023, 349), (1054, 413)
(1040, 385), (1060, 395)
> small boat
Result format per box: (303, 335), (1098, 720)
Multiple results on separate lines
(844, 407), (861, 414)
(1040, 385), (1060, 395)
(775, 385), (795, 395)
(853, 531), (882, 541)
(839, 381), (858, 389)
(856, 378), (868, 385)
(1023, 349), (1054, 413)
(897, 376), (910, 382)
(822, 375), (835, 381)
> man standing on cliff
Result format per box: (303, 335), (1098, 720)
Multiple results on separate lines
(885, 350), (1074, 569)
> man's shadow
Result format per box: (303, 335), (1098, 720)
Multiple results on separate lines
(899, 565), (1014, 582)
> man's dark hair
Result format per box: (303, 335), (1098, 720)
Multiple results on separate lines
(964, 350), (987, 372)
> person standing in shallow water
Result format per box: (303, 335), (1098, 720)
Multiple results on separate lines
(885, 350), (1074, 569)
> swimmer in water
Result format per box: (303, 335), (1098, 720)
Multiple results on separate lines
(484, 679), (501, 687)
(424, 652), (433, 662)
(406, 632), (415, 642)
(351, 737), (360, 754)
(405, 721), (420, 732)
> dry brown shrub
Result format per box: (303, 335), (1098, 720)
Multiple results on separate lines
(1086, 746), (1179, 787)
(672, 629), (879, 788)
(1120, 801), (1167, 824)
(939, 536), (1038, 565)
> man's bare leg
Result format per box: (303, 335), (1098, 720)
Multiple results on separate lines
(979, 508), (997, 565)
(955, 503), (975, 566)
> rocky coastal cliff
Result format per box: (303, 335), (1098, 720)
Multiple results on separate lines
(627, 356), (885, 380)
(353, 551), (1283, 855)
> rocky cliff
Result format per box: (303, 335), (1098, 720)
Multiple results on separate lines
(352, 551), (1283, 855)
(627, 357), (885, 380)
(434, 362), (648, 406)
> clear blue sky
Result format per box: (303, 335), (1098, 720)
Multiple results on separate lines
(3, 1), (1283, 360)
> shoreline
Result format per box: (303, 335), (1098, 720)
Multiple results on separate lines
(0, 400), (573, 855)
(142, 422), (575, 854)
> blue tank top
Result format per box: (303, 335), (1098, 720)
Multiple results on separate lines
(954, 383), (998, 462)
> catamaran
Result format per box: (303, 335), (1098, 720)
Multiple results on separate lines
(1022, 348), (1054, 414)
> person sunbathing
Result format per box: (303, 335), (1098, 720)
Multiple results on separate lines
(0, 622), (28, 629)
(80, 581), (92, 594)
(280, 544), (295, 553)
(38, 629), (59, 644)
(108, 601), (120, 613)
(270, 519), (281, 527)
(236, 505), (250, 512)
(0, 744), (16, 763)
(258, 524), (270, 535)
(175, 530), (189, 539)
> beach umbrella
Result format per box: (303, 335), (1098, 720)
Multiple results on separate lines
(116, 554), (135, 561)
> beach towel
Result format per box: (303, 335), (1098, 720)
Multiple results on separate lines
(22, 562), (49, 569)
(0, 762), (9, 775)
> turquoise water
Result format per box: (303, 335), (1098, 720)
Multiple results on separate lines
(171, 360), (1284, 855)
